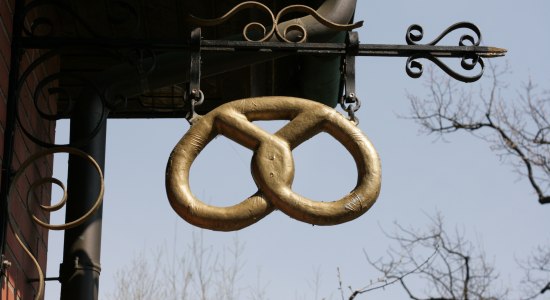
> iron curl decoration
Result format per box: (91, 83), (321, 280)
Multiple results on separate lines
(186, 1), (275, 42)
(22, 0), (141, 38)
(273, 4), (363, 43)
(16, 45), (163, 148)
(186, 1), (363, 43)
(22, 0), (100, 37)
(106, 0), (141, 34)
(7, 147), (104, 300)
(406, 53), (485, 83)
(16, 48), (112, 148)
(405, 22), (485, 83)
(406, 22), (481, 46)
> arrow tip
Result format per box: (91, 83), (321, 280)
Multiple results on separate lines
(479, 47), (507, 57)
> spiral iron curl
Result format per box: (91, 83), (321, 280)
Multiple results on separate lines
(7, 147), (104, 300)
(17, 66), (108, 147)
(405, 22), (485, 82)
(186, 1), (363, 43)
(22, 0), (140, 38)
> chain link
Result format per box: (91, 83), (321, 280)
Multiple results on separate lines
(339, 92), (361, 125)
(185, 89), (204, 123)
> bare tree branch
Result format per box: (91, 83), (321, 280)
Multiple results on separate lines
(106, 232), (254, 300)
(518, 244), (550, 300)
(347, 247), (438, 299)
(406, 64), (550, 204)
(362, 213), (504, 300)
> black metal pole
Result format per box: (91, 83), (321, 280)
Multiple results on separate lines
(59, 92), (107, 300)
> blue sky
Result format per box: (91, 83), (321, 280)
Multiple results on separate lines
(42, 0), (550, 299)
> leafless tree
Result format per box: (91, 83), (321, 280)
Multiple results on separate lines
(107, 221), (550, 300)
(213, 234), (246, 300)
(108, 250), (165, 300)
(407, 64), (550, 204)
(518, 244), (550, 299)
(339, 214), (550, 300)
(248, 267), (269, 300)
(106, 232), (253, 300)
(357, 213), (505, 300)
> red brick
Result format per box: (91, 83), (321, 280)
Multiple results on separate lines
(19, 92), (42, 138)
(0, 1), (12, 22)
(1, 274), (18, 300)
(4, 246), (21, 279)
(20, 53), (39, 90)
(0, 126), (5, 160)
(11, 130), (27, 169)
(6, 0), (14, 14)
(12, 170), (29, 200)
(8, 203), (38, 250)
(5, 230), (27, 277)
(6, 224), (47, 285)
(0, 2), (13, 41)
(3, 256), (29, 300)
(0, 55), (10, 100)
(35, 246), (47, 274)
(0, 90), (6, 131)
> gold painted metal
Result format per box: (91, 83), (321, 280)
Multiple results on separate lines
(186, 1), (363, 43)
(166, 97), (381, 231)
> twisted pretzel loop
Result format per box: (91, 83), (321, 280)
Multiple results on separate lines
(166, 97), (381, 231)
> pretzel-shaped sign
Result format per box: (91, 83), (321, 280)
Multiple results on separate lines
(166, 96), (381, 231)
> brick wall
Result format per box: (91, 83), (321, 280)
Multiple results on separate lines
(1, 0), (56, 299)
(2, 272), (22, 300)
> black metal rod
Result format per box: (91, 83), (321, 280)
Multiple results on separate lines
(60, 91), (107, 300)
(202, 40), (506, 58)
(28, 276), (60, 283)
(20, 37), (506, 58)
(0, 0), (24, 269)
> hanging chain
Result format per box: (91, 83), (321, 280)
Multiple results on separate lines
(339, 31), (361, 125)
(186, 27), (204, 124)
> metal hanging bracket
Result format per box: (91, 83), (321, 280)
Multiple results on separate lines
(181, 3), (506, 83)
(185, 27), (204, 124)
(339, 31), (361, 124)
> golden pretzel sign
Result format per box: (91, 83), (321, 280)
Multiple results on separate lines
(166, 96), (381, 231)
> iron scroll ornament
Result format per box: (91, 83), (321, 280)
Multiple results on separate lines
(405, 22), (485, 83)
(166, 97), (381, 231)
(7, 147), (104, 300)
(186, 1), (363, 43)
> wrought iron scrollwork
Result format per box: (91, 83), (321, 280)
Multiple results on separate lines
(406, 22), (481, 46)
(406, 52), (485, 83)
(22, 0), (100, 37)
(14, 45), (161, 147)
(16, 148), (104, 229)
(106, 0), (141, 34)
(405, 22), (485, 82)
(15, 49), (109, 148)
(8, 147), (104, 300)
(22, 0), (140, 38)
(186, 1), (363, 43)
